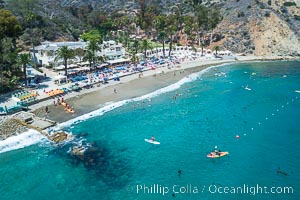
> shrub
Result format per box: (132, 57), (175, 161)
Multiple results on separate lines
(283, 2), (296, 6)
(238, 12), (245, 18)
(267, 0), (271, 6)
(265, 12), (270, 17)
(247, 5), (251, 9)
(285, 17), (290, 22)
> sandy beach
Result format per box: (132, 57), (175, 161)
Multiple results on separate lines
(32, 58), (238, 123)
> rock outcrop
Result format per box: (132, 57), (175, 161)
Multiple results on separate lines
(214, 0), (300, 56)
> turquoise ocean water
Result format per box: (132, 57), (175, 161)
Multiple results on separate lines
(0, 61), (299, 200)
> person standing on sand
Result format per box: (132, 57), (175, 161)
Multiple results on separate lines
(114, 88), (117, 93)
(45, 106), (48, 113)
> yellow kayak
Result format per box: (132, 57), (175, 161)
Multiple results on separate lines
(207, 151), (229, 158)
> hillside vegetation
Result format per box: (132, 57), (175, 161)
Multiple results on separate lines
(1, 0), (300, 56)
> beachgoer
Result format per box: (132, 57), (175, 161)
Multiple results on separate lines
(151, 135), (155, 141)
(178, 170), (182, 176)
(214, 146), (221, 155)
(114, 88), (117, 93)
(53, 100), (56, 105)
(45, 106), (48, 113)
(62, 97), (64, 103)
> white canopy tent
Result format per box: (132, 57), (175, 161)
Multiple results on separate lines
(78, 61), (90, 66)
(106, 58), (130, 65)
(54, 75), (67, 84)
(80, 66), (90, 71)
(68, 64), (78, 68)
(54, 65), (65, 70)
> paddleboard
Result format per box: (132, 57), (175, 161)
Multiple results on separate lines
(245, 85), (251, 91)
(145, 139), (160, 145)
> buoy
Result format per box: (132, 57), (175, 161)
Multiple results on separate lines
(236, 135), (240, 139)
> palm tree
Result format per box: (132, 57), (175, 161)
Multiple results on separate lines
(131, 39), (140, 67)
(140, 39), (152, 61)
(25, 11), (37, 63)
(74, 48), (85, 63)
(200, 42), (205, 56)
(132, 39), (139, 55)
(98, 55), (107, 64)
(158, 31), (167, 58)
(55, 46), (75, 76)
(213, 46), (220, 55)
(87, 39), (101, 68)
(16, 53), (33, 86)
(130, 50), (139, 65)
(83, 50), (94, 68)
(167, 25), (177, 58)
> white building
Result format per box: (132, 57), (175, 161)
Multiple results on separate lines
(31, 41), (87, 67)
(31, 40), (126, 67)
(100, 40), (125, 60)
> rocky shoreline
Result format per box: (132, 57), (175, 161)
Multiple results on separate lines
(0, 116), (28, 140)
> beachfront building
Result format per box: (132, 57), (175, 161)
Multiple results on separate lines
(99, 40), (126, 60)
(30, 40), (127, 67)
(31, 41), (87, 67)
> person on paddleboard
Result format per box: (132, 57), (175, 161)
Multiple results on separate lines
(151, 135), (155, 141)
(214, 146), (221, 156)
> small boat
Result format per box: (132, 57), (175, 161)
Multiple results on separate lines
(207, 151), (229, 158)
(295, 90), (300, 93)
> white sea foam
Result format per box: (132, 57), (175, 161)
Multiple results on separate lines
(57, 63), (227, 129)
(0, 129), (47, 154)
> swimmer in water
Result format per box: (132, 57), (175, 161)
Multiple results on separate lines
(178, 170), (182, 176)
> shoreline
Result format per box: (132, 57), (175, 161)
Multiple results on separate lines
(32, 59), (236, 124)
(0, 56), (299, 143)
(34, 55), (299, 124)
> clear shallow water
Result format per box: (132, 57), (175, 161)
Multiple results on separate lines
(0, 61), (299, 200)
